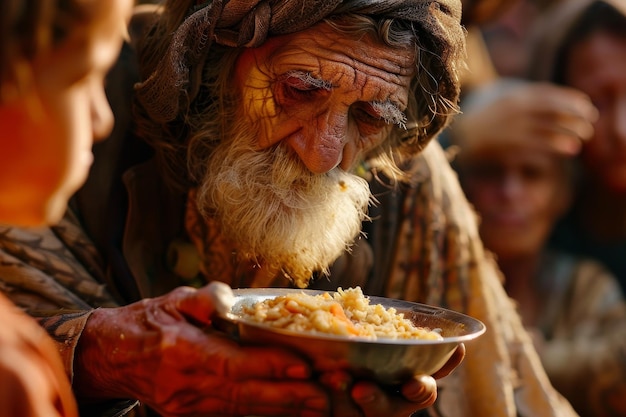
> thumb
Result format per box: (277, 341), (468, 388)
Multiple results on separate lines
(174, 282), (235, 325)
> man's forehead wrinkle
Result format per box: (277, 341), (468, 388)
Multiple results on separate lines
(268, 26), (415, 78)
(258, 26), (414, 113)
(331, 35), (416, 78)
(320, 56), (408, 100)
(320, 49), (414, 85)
(268, 48), (323, 80)
(361, 72), (408, 105)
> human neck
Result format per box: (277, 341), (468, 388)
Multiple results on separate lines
(498, 252), (542, 327)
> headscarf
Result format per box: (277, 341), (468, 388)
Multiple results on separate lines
(134, 0), (466, 147)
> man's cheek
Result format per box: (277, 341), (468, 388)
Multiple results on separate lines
(240, 84), (281, 149)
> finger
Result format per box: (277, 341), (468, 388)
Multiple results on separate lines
(534, 84), (599, 122)
(401, 375), (437, 404)
(432, 343), (465, 379)
(170, 284), (232, 326)
(319, 371), (361, 417)
(203, 281), (235, 315)
(172, 379), (330, 417)
(518, 129), (583, 156)
(489, 119), (584, 156)
(319, 370), (353, 392)
(531, 109), (596, 143)
(234, 387), (330, 417)
(352, 378), (435, 417)
(546, 135), (584, 156)
(218, 342), (314, 381)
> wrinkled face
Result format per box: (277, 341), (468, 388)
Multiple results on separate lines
(0, 0), (133, 226)
(461, 148), (569, 260)
(197, 22), (416, 286)
(566, 31), (626, 193)
(234, 21), (416, 174)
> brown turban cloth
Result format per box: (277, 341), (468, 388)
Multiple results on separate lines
(135, 0), (466, 147)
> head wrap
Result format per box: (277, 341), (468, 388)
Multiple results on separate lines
(135, 0), (465, 144)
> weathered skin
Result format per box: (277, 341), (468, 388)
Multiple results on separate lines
(71, 22), (464, 417)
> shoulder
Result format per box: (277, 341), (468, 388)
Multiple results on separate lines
(541, 250), (623, 305)
(570, 256), (626, 310)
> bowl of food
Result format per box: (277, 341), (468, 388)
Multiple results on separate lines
(213, 287), (485, 386)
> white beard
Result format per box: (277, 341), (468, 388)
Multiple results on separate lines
(195, 126), (372, 288)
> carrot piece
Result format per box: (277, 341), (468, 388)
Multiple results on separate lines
(329, 303), (360, 335)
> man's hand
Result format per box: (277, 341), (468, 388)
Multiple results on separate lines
(320, 344), (466, 417)
(73, 284), (330, 417)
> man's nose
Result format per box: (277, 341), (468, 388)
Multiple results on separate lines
(287, 113), (349, 174)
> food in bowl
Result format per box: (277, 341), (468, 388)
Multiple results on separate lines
(214, 287), (487, 384)
(239, 286), (444, 340)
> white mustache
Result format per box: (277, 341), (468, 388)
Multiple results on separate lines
(196, 141), (372, 287)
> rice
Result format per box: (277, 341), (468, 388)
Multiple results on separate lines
(240, 286), (443, 340)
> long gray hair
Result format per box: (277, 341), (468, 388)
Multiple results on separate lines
(133, 0), (466, 190)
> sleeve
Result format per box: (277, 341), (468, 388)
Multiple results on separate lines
(359, 141), (579, 417)
(541, 259), (626, 417)
(0, 210), (120, 380)
(37, 311), (94, 382)
(0, 213), (140, 416)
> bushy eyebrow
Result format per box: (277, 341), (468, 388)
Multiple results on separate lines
(283, 71), (407, 129)
(371, 100), (407, 129)
(284, 70), (333, 90)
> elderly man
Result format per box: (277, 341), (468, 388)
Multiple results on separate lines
(131, 0), (464, 291)
(0, 1), (578, 416)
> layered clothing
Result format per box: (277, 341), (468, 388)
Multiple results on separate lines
(0, 138), (577, 416)
(0, 1), (578, 416)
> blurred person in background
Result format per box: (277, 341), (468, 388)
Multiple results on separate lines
(480, 0), (564, 78)
(456, 78), (626, 417)
(0, 0), (133, 416)
(458, 0), (565, 92)
(528, 0), (626, 295)
(450, 0), (598, 158)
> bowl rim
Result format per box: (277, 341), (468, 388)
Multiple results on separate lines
(218, 288), (486, 345)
